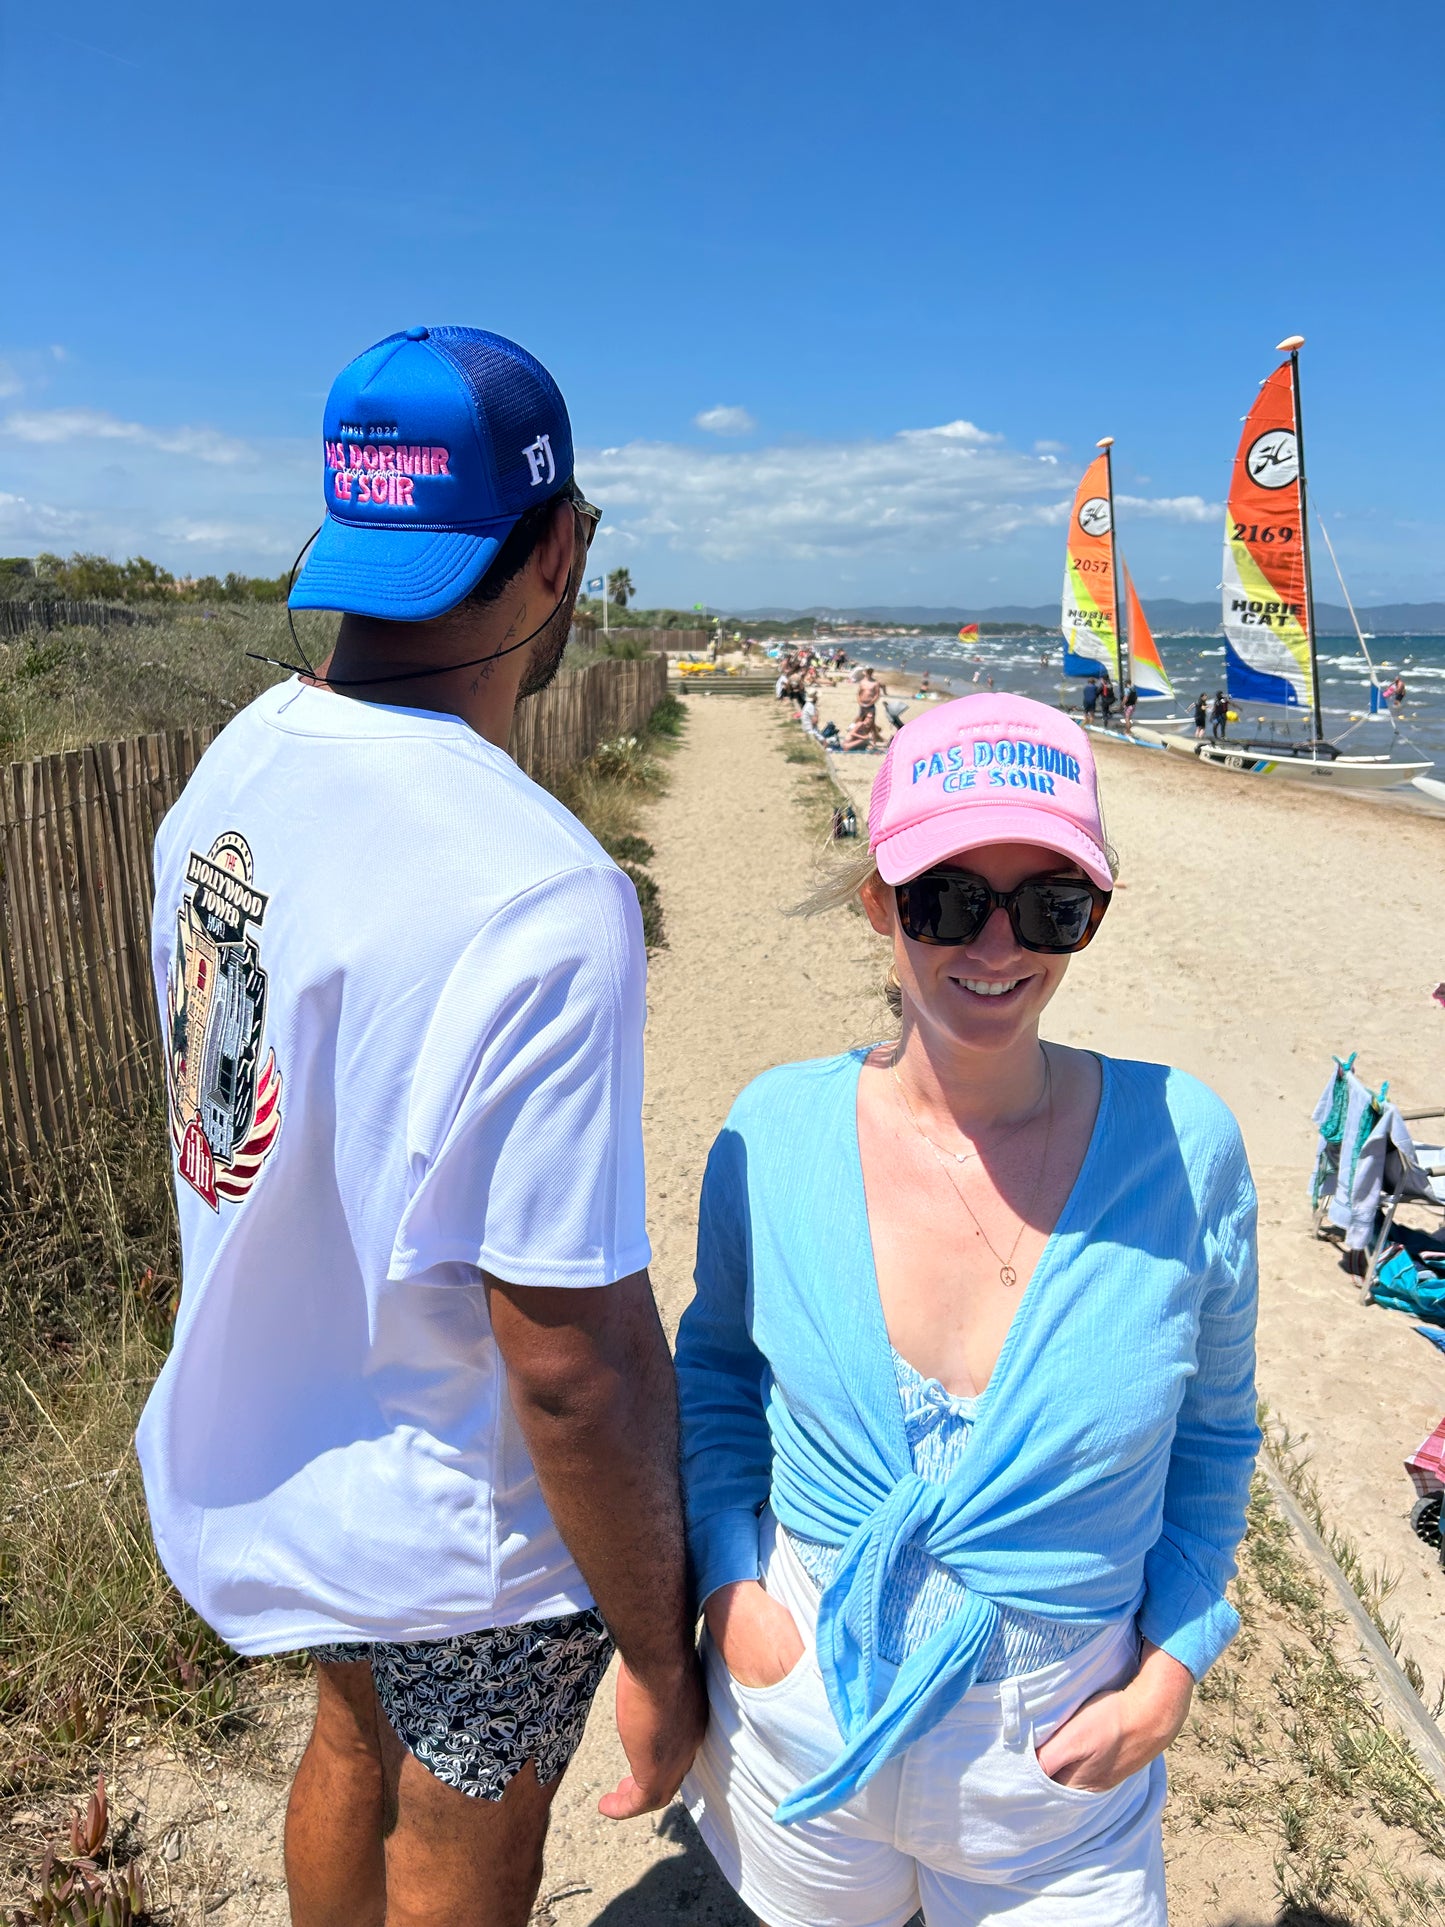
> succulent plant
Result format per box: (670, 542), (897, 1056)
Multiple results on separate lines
(8, 1845), (148, 1927)
(67, 1774), (108, 1861)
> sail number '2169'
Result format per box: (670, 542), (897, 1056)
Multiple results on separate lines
(1231, 523), (1295, 544)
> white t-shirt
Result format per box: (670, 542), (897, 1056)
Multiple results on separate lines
(136, 679), (650, 1655)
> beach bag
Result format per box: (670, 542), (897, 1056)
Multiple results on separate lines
(1371, 1245), (1445, 1325)
(1406, 1413), (1445, 1499)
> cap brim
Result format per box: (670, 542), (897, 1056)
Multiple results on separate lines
(874, 806), (1113, 892)
(288, 513), (519, 621)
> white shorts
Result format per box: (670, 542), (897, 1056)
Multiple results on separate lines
(685, 1514), (1166, 1927)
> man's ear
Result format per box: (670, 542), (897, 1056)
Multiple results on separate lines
(530, 497), (577, 600)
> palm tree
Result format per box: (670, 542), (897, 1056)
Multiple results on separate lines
(607, 567), (634, 610)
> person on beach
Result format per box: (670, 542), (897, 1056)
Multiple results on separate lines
(857, 668), (886, 729)
(139, 327), (704, 1927)
(836, 711), (884, 753)
(1210, 691), (1228, 742)
(1122, 679), (1138, 732)
(1193, 692), (1208, 739)
(1098, 675), (1115, 726)
(1082, 676), (1098, 723)
(676, 693), (1259, 1926)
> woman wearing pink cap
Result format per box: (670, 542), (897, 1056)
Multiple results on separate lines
(676, 694), (1258, 1925)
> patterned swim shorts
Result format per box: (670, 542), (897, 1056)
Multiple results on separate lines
(310, 1609), (613, 1800)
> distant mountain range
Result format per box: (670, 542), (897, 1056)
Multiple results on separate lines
(724, 600), (1445, 634)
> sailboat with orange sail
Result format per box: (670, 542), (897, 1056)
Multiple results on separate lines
(1060, 436), (1175, 711)
(1150, 336), (1429, 790)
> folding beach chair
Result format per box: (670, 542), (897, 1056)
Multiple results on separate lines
(1311, 1055), (1445, 1292)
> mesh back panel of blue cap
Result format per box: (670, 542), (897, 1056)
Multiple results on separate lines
(429, 328), (574, 512)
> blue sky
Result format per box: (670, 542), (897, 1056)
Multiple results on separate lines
(2, 0), (1441, 610)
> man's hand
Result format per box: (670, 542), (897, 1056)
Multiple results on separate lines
(486, 1272), (705, 1816)
(704, 1579), (805, 1691)
(598, 1658), (708, 1819)
(1034, 1641), (1193, 1792)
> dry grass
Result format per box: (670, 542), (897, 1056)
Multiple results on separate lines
(0, 608), (324, 760)
(543, 696), (686, 949)
(0, 1098), (249, 1917)
(1167, 1481), (1445, 1921)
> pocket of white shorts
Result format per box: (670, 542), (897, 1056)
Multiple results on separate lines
(711, 1628), (815, 1703)
(1022, 1723), (1122, 1803)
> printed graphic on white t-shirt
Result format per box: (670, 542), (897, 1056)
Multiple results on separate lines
(165, 830), (283, 1210)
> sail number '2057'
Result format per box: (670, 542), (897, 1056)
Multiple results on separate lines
(1071, 556), (1109, 573)
(1232, 523), (1295, 544)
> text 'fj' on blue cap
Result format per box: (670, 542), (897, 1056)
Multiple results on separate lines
(289, 325), (574, 622)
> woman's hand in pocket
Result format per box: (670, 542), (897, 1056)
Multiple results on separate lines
(1035, 1641), (1194, 1792)
(704, 1579), (806, 1689)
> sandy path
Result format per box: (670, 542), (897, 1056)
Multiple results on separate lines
(820, 682), (1445, 1692)
(535, 691), (883, 1924)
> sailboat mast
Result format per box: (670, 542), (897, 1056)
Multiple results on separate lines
(1097, 435), (1127, 692)
(1281, 337), (1324, 742)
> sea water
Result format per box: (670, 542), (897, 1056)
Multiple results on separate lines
(842, 632), (1445, 779)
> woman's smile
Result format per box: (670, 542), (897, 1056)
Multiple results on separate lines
(952, 974), (1026, 1001)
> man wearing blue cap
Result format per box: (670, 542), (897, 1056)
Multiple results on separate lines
(138, 327), (704, 1925)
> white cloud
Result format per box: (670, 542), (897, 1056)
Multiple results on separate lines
(694, 404), (756, 436)
(1114, 492), (1219, 523)
(575, 425), (1222, 569)
(1, 408), (255, 466)
(155, 516), (295, 554)
(1034, 438), (1067, 455)
(0, 362), (20, 401)
(582, 423), (1065, 565)
(0, 490), (84, 542)
(896, 419), (1003, 446)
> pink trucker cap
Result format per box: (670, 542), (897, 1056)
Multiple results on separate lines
(868, 694), (1112, 890)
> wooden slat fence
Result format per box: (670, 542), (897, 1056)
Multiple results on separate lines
(572, 625), (712, 654)
(0, 600), (166, 639)
(0, 651), (668, 1186)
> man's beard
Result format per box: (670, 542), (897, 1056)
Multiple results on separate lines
(517, 573), (581, 699)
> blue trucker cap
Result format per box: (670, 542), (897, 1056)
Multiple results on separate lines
(289, 325), (574, 621)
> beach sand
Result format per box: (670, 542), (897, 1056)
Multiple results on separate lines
(118, 686), (1445, 1924)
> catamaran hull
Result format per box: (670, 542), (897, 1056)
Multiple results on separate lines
(1140, 732), (1432, 790)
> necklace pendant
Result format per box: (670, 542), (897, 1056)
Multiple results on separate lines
(999, 1263), (1018, 1289)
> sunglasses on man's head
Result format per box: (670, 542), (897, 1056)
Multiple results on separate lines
(894, 868), (1111, 955)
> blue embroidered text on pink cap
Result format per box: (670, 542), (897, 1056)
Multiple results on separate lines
(868, 694), (1112, 890)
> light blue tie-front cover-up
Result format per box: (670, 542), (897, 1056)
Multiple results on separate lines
(676, 1049), (1260, 1824)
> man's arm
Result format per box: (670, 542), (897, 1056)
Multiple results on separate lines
(486, 1269), (705, 1818)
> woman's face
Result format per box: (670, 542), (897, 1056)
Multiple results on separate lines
(861, 841), (1081, 1056)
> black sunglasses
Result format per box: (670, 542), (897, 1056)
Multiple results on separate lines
(895, 867), (1111, 955)
(566, 481), (602, 552)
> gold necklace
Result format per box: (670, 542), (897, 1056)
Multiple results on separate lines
(889, 1049), (1049, 1167)
(890, 1047), (1054, 1288)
